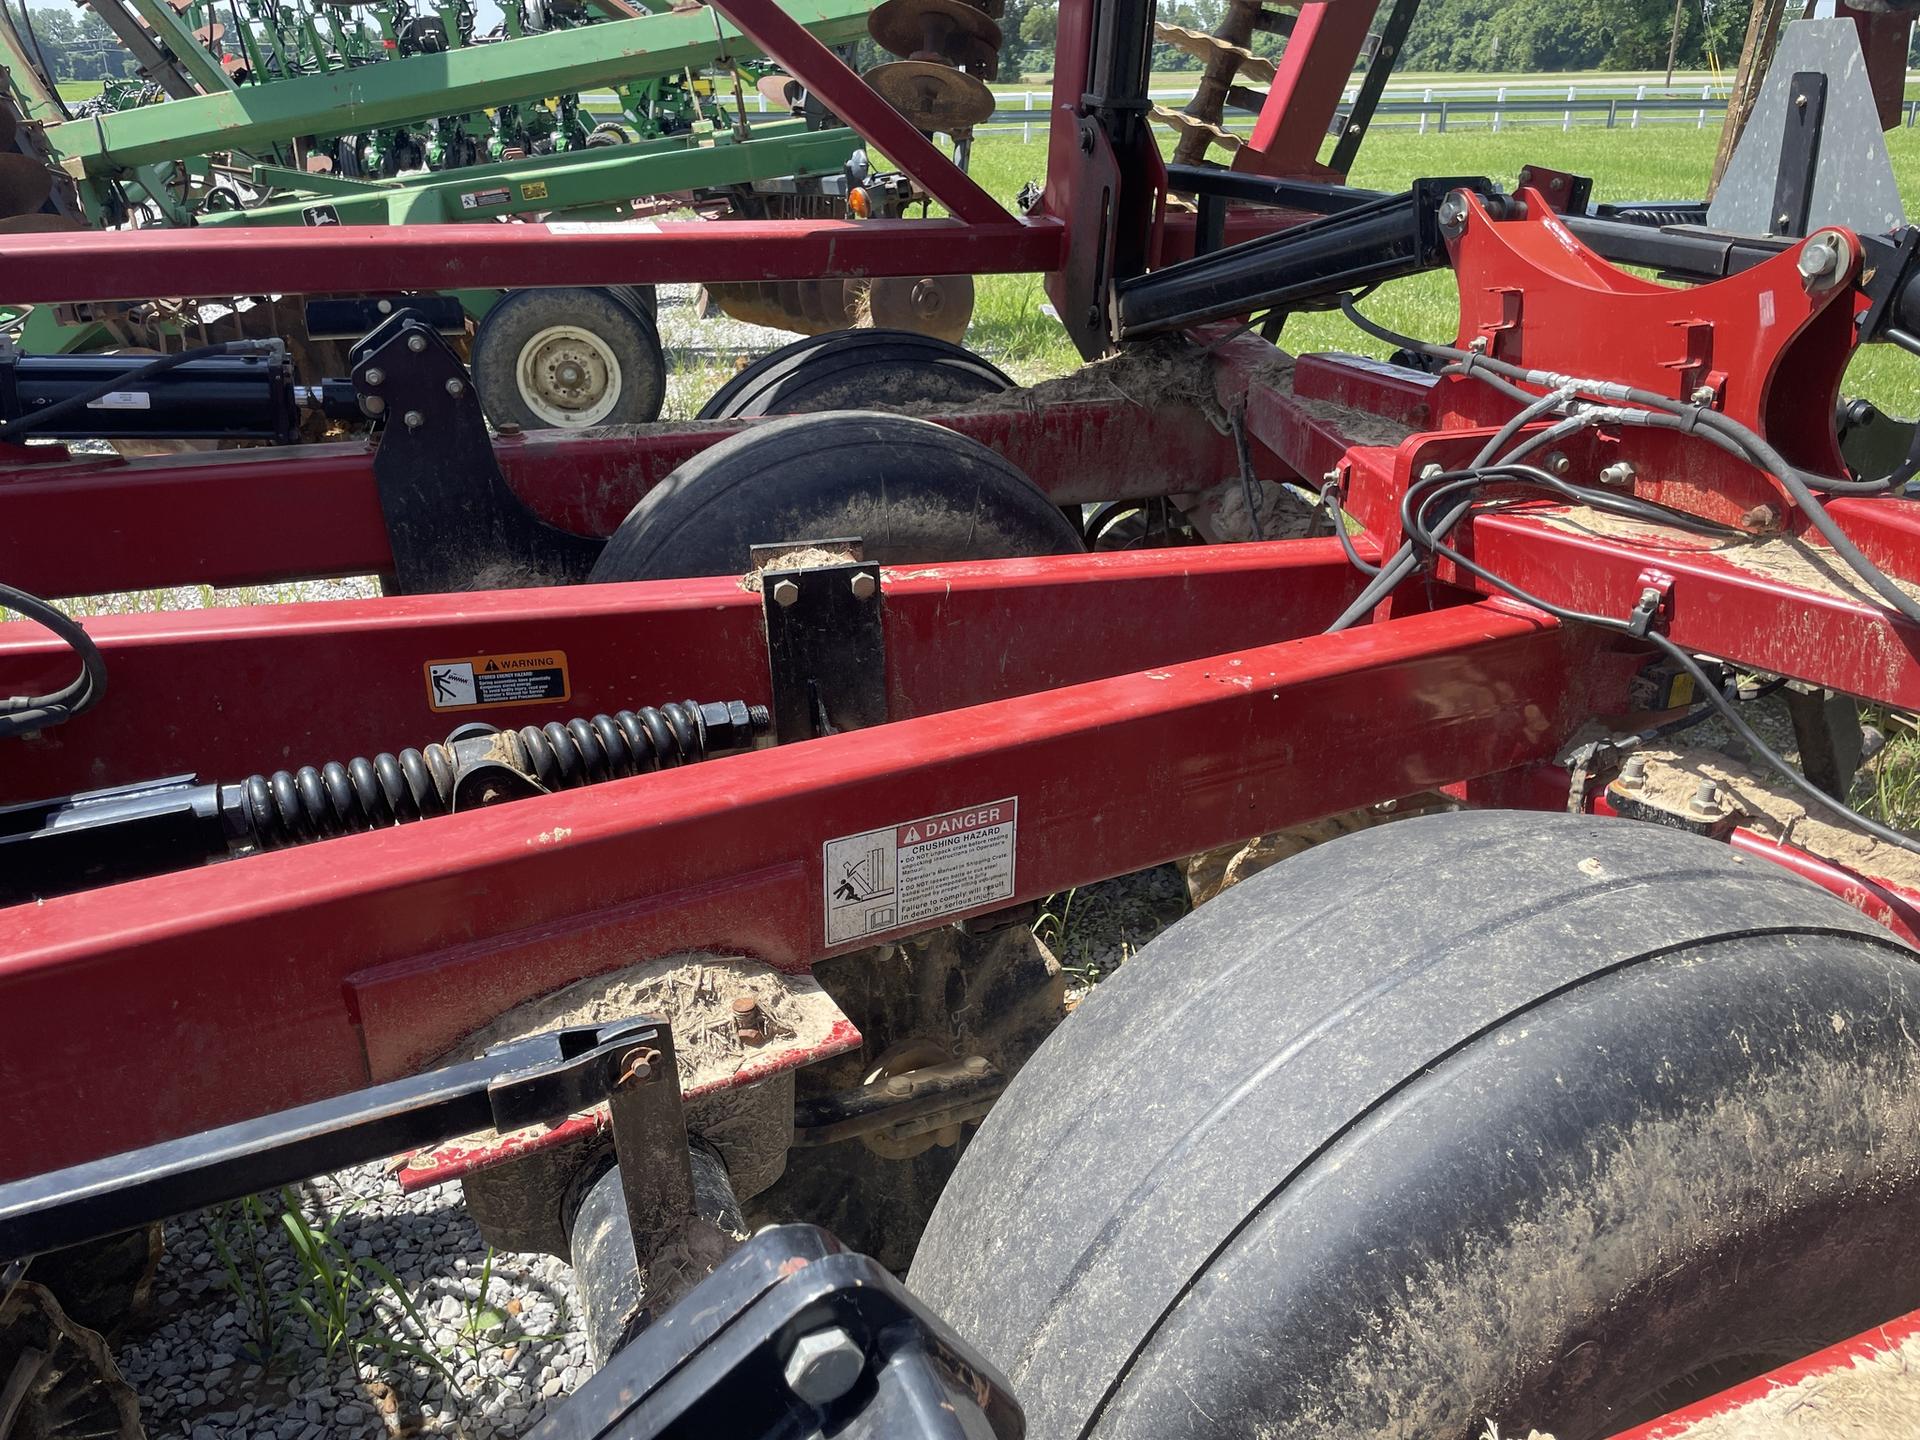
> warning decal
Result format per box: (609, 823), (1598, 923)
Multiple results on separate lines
(823, 798), (1016, 945)
(424, 651), (570, 711)
(460, 187), (513, 210)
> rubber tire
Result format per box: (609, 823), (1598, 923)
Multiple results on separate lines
(910, 810), (1920, 1440)
(587, 410), (1083, 581)
(470, 286), (665, 431)
(696, 329), (1013, 419)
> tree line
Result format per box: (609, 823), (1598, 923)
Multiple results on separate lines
(1003, 0), (1830, 77)
(10, 7), (138, 83)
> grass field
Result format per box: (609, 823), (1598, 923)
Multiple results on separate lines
(959, 124), (1920, 416)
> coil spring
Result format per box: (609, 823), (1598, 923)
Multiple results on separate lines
(239, 700), (733, 849)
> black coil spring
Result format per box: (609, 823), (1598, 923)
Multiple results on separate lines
(239, 701), (719, 848)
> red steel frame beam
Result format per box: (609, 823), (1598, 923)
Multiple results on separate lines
(1238, 0), (1384, 177)
(0, 217), (1063, 305)
(0, 396), (1236, 598)
(0, 540), (1378, 796)
(0, 590), (1621, 1180)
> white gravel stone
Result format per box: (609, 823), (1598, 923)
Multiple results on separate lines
(115, 1160), (594, 1439)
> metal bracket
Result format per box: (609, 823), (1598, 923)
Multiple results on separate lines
(352, 309), (603, 594)
(1770, 72), (1826, 237)
(760, 554), (887, 743)
(0, 1019), (667, 1260)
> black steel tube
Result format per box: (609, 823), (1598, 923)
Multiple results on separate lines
(1116, 178), (1487, 337)
(567, 1144), (744, 1365)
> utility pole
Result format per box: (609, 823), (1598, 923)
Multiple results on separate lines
(1708, 0), (1788, 197)
(1663, 0), (1686, 90)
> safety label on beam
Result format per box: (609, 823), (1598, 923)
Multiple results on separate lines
(423, 651), (570, 712)
(823, 798), (1017, 946)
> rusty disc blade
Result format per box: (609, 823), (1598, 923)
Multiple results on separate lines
(864, 60), (996, 132)
(193, 21), (225, 44)
(756, 73), (802, 109)
(0, 153), (54, 219)
(0, 212), (84, 233)
(868, 0), (1001, 65)
(853, 273), (974, 343)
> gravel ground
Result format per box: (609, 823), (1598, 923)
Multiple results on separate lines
(117, 1166), (583, 1439)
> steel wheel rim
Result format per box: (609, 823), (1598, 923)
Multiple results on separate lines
(515, 322), (623, 427)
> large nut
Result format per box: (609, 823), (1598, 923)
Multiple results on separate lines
(1796, 231), (1848, 291)
(784, 1326), (865, 1405)
(849, 572), (878, 600)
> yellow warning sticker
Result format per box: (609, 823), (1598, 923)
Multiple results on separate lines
(520, 180), (549, 201)
(425, 651), (570, 711)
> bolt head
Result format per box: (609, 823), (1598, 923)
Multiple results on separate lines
(362, 395), (386, 416)
(849, 571), (877, 600)
(406, 332), (428, 353)
(784, 1326), (865, 1406)
(1797, 232), (1847, 290)
(1546, 451), (1571, 476)
(364, 367), (385, 386)
(445, 377), (465, 397)
(402, 410), (425, 429)
(771, 578), (800, 607)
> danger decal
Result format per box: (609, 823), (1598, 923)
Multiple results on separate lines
(823, 798), (1017, 945)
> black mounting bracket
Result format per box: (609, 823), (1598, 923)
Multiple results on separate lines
(352, 310), (604, 594)
(757, 544), (887, 744)
(0, 1018), (669, 1261)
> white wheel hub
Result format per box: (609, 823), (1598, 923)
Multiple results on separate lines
(515, 323), (623, 427)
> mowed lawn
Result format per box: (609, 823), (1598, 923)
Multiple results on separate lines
(960, 122), (1920, 417)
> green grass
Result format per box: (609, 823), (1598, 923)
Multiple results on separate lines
(55, 80), (102, 102)
(956, 124), (1920, 413)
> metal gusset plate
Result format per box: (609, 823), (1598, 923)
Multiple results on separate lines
(760, 556), (887, 743)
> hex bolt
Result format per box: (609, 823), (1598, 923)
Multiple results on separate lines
(1797, 231), (1848, 291)
(1468, 336), (1489, 354)
(731, 994), (765, 1044)
(406, 332), (428, 354)
(1690, 385), (1717, 406)
(849, 572), (877, 601)
(496, 421), (522, 437)
(617, 1046), (662, 1086)
(364, 367), (385, 387)
(1437, 191), (1470, 236)
(1546, 451), (1572, 476)
(885, 1075), (912, 1097)
(771, 578), (800, 608)
(376, 299), (393, 314)
(783, 1326), (865, 1406)
(1420, 463), (1445, 482)
(1795, 92), (1809, 109)
(1687, 780), (1722, 817)
(1598, 461), (1636, 487)
(1617, 754), (1647, 791)
(403, 410), (425, 430)
(362, 396), (386, 416)
(445, 378), (465, 397)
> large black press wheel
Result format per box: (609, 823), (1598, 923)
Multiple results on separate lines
(587, 410), (1082, 581)
(910, 809), (1920, 1439)
(697, 329), (1013, 419)
(470, 286), (665, 432)
(588, 408), (1081, 1269)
